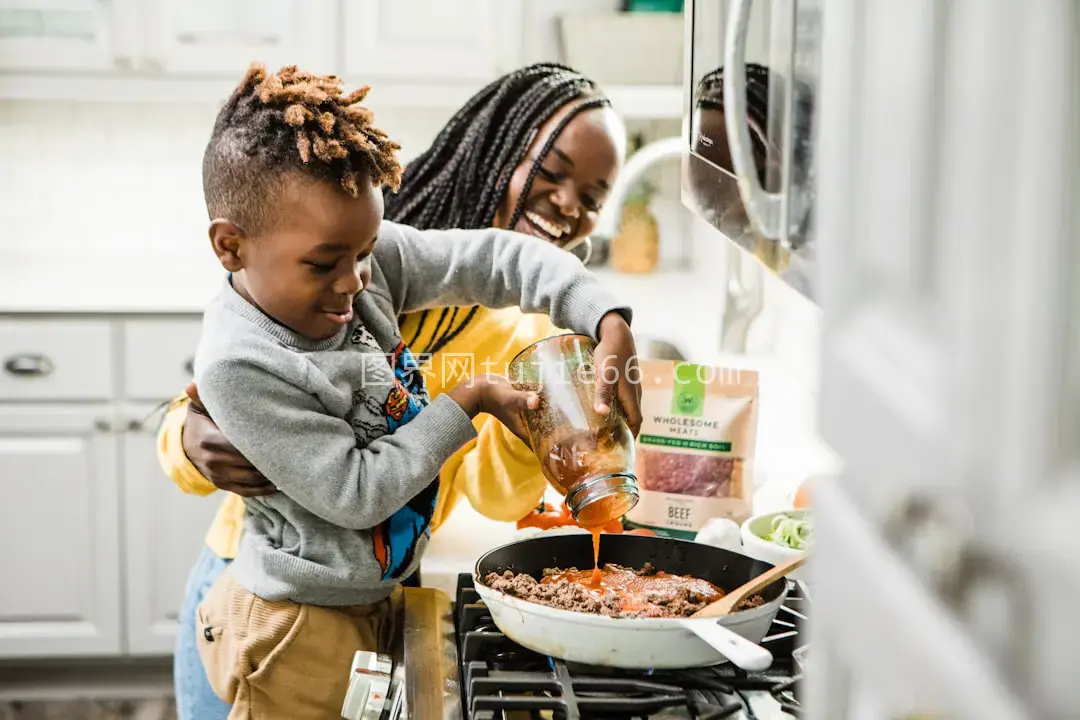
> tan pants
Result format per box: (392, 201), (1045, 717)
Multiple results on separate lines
(195, 568), (396, 720)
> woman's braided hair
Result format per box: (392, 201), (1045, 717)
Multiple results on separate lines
(693, 63), (816, 249)
(384, 62), (611, 232)
(694, 62), (814, 188)
(203, 63), (403, 233)
(385, 63), (613, 358)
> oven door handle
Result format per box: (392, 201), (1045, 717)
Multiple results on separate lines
(723, 0), (784, 241)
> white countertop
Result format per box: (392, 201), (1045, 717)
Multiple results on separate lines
(0, 252), (224, 315)
(0, 253), (714, 322)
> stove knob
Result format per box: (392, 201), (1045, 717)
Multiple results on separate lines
(341, 651), (393, 720)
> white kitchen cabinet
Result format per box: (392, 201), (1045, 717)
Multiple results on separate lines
(122, 318), (201, 401)
(0, 319), (114, 401)
(0, 314), (221, 660)
(139, 0), (336, 77)
(808, 0), (1079, 718)
(0, 406), (122, 658)
(0, 0), (137, 72)
(341, 0), (521, 82)
(121, 403), (220, 656)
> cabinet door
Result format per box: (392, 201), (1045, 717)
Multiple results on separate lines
(140, 0), (335, 77)
(121, 407), (221, 655)
(0, 0), (137, 72)
(342, 0), (520, 82)
(0, 406), (122, 658)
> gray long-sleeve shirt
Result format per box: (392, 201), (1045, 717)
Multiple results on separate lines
(193, 220), (630, 606)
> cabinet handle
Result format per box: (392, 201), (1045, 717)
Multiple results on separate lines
(183, 358), (195, 375)
(94, 418), (112, 432)
(176, 31), (280, 47)
(3, 353), (55, 378)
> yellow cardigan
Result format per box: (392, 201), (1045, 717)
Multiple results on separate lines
(158, 305), (557, 560)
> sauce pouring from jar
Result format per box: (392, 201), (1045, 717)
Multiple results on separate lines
(508, 333), (643, 588)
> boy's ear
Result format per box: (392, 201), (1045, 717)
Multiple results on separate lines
(208, 219), (247, 272)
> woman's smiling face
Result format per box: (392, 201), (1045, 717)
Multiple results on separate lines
(494, 101), (625, 248)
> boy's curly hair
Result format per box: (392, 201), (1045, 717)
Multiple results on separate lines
(203, 63), (403, 233)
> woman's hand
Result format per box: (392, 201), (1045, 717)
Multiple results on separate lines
(593, 311), (643, 436)
(182, 383), (276, 498)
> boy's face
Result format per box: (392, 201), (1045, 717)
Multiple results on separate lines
(210, 175), (384, 341)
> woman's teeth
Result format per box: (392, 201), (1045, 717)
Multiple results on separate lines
(526, 211), (569, 239)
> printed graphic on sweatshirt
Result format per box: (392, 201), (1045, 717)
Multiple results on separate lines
(371, 339), (438, 580)
(384, 341), (427, 432)
(350, 391), (389, 446)
(349, 324), (379, 349)
(389, 340), (427, 400)
(372, 478), (439, 580)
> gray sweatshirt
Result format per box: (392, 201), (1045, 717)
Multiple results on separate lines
(193, 220), (630, 606)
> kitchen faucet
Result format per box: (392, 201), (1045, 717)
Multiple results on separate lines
(588, 135), (764, 355)
(592, 136), (684, 242)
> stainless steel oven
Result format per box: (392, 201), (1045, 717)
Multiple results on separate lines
(681, 0), (822, 301)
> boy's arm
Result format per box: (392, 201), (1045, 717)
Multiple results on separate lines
(156, 395), (218, 496)
(198, 356), (478, 530)
(374, 222), (632, 339)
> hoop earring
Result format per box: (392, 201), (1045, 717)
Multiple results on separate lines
(579, 236), (593, 265)
(564, 236), (593, 266)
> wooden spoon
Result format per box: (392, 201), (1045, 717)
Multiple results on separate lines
(692, 553), (808, 619)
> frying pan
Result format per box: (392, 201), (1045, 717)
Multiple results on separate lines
(473, 533), (789, 671)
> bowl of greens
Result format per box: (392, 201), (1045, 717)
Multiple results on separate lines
(740, 509), (812, 581)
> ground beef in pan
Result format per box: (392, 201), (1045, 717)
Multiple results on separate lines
(484, 570), (622, 616)
(483, 566), (766, 619)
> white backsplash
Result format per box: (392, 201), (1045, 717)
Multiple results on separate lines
(0, 100), (683, 256)
(0, 100), (456, 257)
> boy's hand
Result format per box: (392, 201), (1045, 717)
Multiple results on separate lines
(449, 375), (540, 447)
(593, 312), (643, 436)
(183, 382), (276, 498)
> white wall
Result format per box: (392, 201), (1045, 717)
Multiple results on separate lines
(0, 100), (689, 254)
(0, 100), (457, 257)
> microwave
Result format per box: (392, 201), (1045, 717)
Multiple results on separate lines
(681, 0), (822, 301)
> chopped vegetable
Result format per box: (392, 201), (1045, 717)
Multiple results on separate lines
(766, 513), (813, 551)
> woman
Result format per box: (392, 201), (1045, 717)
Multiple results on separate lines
(159, 62), (626, 720)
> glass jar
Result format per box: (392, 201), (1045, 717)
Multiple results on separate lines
(508, 333), (639, 527)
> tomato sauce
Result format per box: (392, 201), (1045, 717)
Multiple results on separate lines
(590, 528), (603, 587)
(540, 563), (724, 614)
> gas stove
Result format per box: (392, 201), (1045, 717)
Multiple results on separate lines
(343, 575), (808, 720)
(453, 574), (808, 720)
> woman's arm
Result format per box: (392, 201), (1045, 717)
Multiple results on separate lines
(155, 385), (276, 497)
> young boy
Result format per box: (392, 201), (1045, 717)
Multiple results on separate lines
(190, 63), (639, 717)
